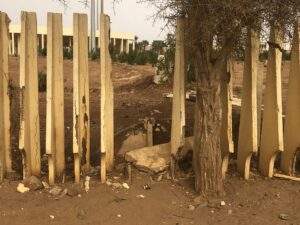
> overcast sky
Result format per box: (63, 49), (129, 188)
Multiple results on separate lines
(0, 0), (166, 41)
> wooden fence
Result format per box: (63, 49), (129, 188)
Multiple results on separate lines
(0, 11), (299, 184)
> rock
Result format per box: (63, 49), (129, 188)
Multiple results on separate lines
(49, 215), (55, 219)
(84, 176), (90, 192)
(112, 182), (122, 189)
(67, 186), (82, 197)
(220, 201), (226, 206)
(106, 180), (112, 186)
(23, 176), (43, 191)
(42, 181), (50, 189)
(125, 143), (171, 173)
(279, 213), (289, 220)
(118, 131), (148, 157)
(77, 208), (87, 220)
(17, 183), (30, 193)
(136, 194), (145, 199)
(117, 214), (122, 218)
(122, 183), (130, 189)
(188, 205), (195, 211)
(49, 186), (63, 196)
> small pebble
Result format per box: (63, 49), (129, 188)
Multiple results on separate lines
(279, 213), (289, 220)
(188, 205), (195, 211)
(220, 201), (226, 206)
(49, 215), (55, 219)
(122, 183), (130, 189)
(117, 214), (122, 218)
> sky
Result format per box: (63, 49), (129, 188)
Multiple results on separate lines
(0, 0), (166, 41)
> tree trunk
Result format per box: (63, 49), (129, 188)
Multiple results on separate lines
(193, 50), (225, 197)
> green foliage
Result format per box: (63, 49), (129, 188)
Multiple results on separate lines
(38, 47), (47, 57)
(63, 47), (73, 60)
(89, 48), (100, 60)
(38, 71), (47, 92)
(282, 50), (291, 61)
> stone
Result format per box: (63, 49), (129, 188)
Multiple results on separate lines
(17, 183), (30, 193)
(49, 215), (55, 219)
(23, 176), (43, 191)
(279, 214), (289, 220)
(84, 176), (90, 192)
(112, 182), (122, 189)
(122, 183), (130, 189)
(118, 131), (148, 157)
(136, 194), (145, 199)
(49, 186), (63, 196)
(188, 205), (195, 211)
(220, 201), (226, 206)
(42, 181), (50, 189)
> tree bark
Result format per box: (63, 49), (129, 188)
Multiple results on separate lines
(193, 49), (226, 197)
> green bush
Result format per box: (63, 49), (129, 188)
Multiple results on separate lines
(89, 48), (100, 60)
(38, 47), (47, 56)
(38, 71), (47, 92)
(135, 52), (147, 65)
(63, 47), (73, 60)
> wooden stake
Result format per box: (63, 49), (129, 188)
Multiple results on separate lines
(281, 16), (300, 175)
(259, 27), (283, 177)
(220, 59), (234, 178)
(100, 13), (114, 179)
(237, 29), (259, 179)
(0, 12), (11, 182)
(19, 11), (40, 178)
(146, 121), (153, 147)
(274, 173), (300, 182)
(170, 18), (186, 179)
(46, 13), (65, 184)
(73, 13), (90, 183)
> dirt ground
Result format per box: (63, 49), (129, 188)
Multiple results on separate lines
(0, 57), (299, 225)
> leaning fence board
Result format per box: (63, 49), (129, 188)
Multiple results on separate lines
(220, 60), (234, 178)
(281, 16), (300, 175)
(19, 11), (41, 178)
(46, 13), (65, 184)
(100, 13), (114, 182)
(0, 12), (11, 182)
(73, 13), (90, 183)
(170, 17), (186, 178)
(237, 29), (259, 179)
(259, 27), (284, 177)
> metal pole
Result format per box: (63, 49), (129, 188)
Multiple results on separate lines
(101, 0), (104, 14)
(90, 0), (96, 51)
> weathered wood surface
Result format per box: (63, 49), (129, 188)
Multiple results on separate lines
(281, 16), (300, 175)
(259, 27), (283, 177)
(220, 60), (234, 178)
(19, 11), (41, 178)
(0, 12), (11, 182)
(237, 29), (259, 179)
(46, 13), (65, 184)
(170, 18), (186, 178)
(73, 13), (90, 183)
(100, 13), (114, 182)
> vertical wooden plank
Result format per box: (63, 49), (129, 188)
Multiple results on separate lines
(220, 59), (234, 178)
(281, 16), (300, 175)
(46, 13), (65, 184)
(259, 27), (283, 177)
(73, 13), (90, 183)
(100, 13), (114, 182)
(170, 18), (186, 178)
(19, 11), (40, 178)
(0, 12), (11, 182)
(237, 29), (259, 179)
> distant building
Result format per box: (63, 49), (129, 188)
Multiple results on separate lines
(8, 24), (136, 55)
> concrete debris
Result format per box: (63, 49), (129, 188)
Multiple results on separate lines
(23, 176), (43, 191)
(84, 176), (90, 192)
(17, 183), (30, 193)
(122, 183), (130, 189)
(49, 186), (63, 196)
(118, 131), (148, 157)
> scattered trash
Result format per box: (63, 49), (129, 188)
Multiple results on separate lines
(279, 213), (289, 220)
(136, 194), (145, 199)
(49, 215), (55, 219)
(220, 201), (226, 206)
(142, 184), (151, 190)
(17, 183), (30, 193)
(84, 176), (90, 192)
(122, 183), (130, 189)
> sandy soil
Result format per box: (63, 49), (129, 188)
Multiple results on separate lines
(0, 57), (299, 225)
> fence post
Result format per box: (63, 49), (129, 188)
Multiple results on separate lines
(281, 16), (300, 175)
(19, 11), (41, 178)
(170, 17), (186, 178)
(73, 13), (90, 183)
(259, 27), (283, 177)
(237, 29), (259, 179)
(220, 59), (234, 178)
(46, 13), (65, 184)
(0, 12), (11, 182)
(100, 13), (114, 183)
